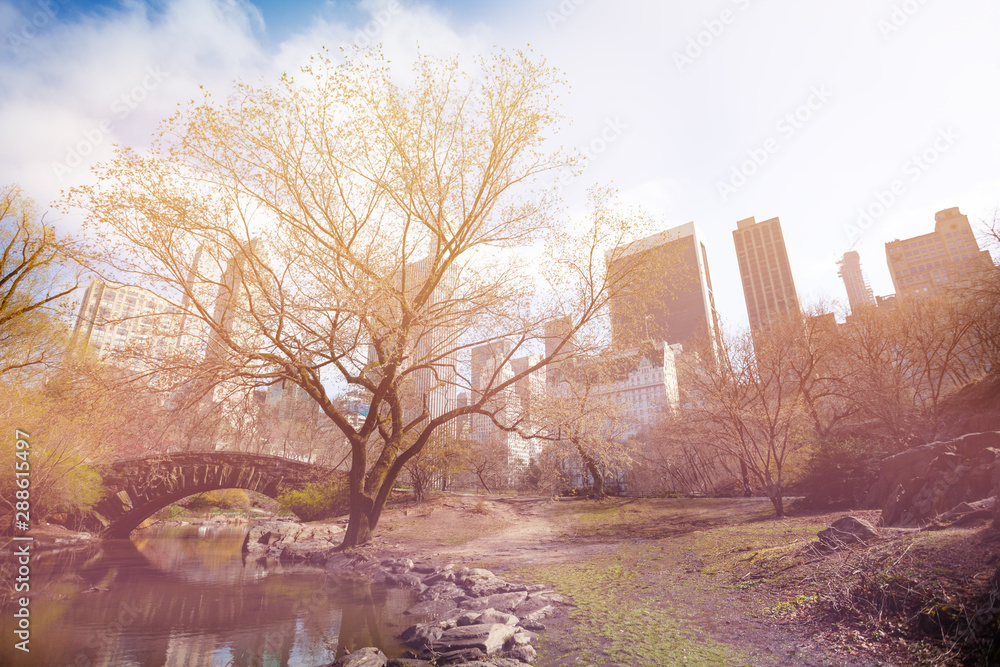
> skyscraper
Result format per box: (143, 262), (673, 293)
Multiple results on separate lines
(838, 250), (876, 313)
(71, 278), (179, 360)
(366, 254), (460, 429)
(732, 216), (801, 330)
(607, 222), (721, 352)
(469, 340), (541, 471)
(885, 207), (993, 298)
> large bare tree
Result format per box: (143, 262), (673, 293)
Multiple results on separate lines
(69, 50), (656, 547)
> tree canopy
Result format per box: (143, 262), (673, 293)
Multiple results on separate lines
(69, 49), (659, 547)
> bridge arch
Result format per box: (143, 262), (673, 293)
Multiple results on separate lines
(92, 453), (339, 538)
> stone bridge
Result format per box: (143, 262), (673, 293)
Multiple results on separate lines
(93, 452), (340, 538)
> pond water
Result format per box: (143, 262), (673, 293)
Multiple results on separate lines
(1, 524), (418, 667)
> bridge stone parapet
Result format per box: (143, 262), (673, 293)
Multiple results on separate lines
(93, 452), (339, 538)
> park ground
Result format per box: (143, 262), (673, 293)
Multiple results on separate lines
(344, 493), (1000, 666)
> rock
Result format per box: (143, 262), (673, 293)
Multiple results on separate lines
(519, 619), (545, 631)
(242, 520), (343, 560)
(282, 539), (336, 563)
(455, 567), (528, 597)
(876, 432), (1000, 526)
(423, 571), (455, 585)
(459, 591), (528, 614)
(418, 582), (467, 603)
(404, 598), (460, 617)
(396, 557), (414, 571)
(477, 609), (519, 626)
(435, 647), (486, 663)
(385, 572), (425, 590)
(457, 609), (518, 627)
(333, 647), (388, 667)
(513, 592), (561, 620)
(456, 611), (483, 626)
(411, 563), (437, 574)
(401, 622), (446, 650)
(503, 644), (537, 663)
(817, 516), (878, 549)
(387, 659), (434, 667)
(437, 622), (517, 654)
(460, 659), (522, 667)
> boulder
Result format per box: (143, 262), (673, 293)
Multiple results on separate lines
(242, 520), (343, 561)
(876, 431), (1000, 526)
(332, 647), (388, 667)
(817, 516), (878, 549)
(400, 622), (445, 650)
(513, 591), (562, 621)
(387, 659), (433, 667)
(404, 598), (460, 617)
(456, 609), (518, 627)
(435, 647), (486, 663)
(503, 644), (538, 663)
(282, 539), (336, 563)
(418, 582), (467, 603)
(436, 622), (517, 654)
(459, 591), (528, 614)
(385, 572), (425, 590)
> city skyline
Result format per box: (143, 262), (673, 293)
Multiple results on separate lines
(1, 1), (997, 334)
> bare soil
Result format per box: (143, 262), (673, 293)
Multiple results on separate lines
(352, 493), (999, 666)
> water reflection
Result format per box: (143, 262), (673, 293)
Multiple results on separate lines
(0, 525), (416, 667)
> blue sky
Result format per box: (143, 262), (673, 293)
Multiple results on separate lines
(2, 0), (999, 330)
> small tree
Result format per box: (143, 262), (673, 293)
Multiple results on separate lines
(404, 432), (463, 501)
(682, 326), (811, 517)
(460, 434), (513, 494)
(531, 348), (642, 499)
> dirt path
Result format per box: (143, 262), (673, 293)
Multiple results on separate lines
(372, 494), (898, 666)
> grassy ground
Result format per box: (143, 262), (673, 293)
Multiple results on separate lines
(373, 494), (1000, 665)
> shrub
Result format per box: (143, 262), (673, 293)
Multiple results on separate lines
(277, 478), (349, 521)
(181, 488), (250, 511)
(798, 437), (896, 509)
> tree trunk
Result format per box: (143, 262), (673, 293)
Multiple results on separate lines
(340, 491), (377, 548)
(739, 459), (752, 497)
(768, 490), (785, 518)
(578, 446), (605, 499)
(475, 470), (493, 493)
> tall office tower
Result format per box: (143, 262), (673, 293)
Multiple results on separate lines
(607, 222), (721, 352)
(732, 216), (802, 330)
(469, 340), (539, 471)
(71, 278), (179, 360)
(176, 243), (221, 356)
(511, 354), (545, 427)
(838, 250), (876, 313)
(366, 254), (460, 430)
(885, 207), (994, 298)
(206, 240), (260, 365)
(544, 315), (575, 388)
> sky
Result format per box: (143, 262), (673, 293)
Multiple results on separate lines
(1, 0), (998, 330)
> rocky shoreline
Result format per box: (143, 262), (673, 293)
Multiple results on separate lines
(242, 520), (561, 666)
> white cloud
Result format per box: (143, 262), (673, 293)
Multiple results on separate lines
(1, 0), (998, 328)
